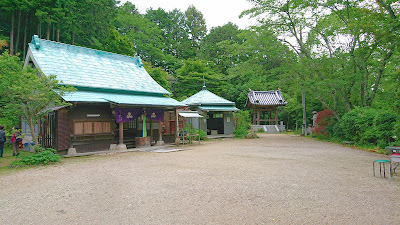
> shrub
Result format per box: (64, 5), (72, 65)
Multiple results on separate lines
(373, 110), (398, 148)
(330, 107), (398, 147)
(233, 111), (252, 138)
(10, 149), (61, 167)
(313, 109), (335, 136)
(193, 128), (207, 140)
(33, 146), (52, 153)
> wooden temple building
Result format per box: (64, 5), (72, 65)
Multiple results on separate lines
(22, 35), (186, 154)
(245, 90), (287, 126)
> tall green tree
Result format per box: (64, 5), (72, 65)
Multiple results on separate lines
(243, 0), (400, 119)
(0, 52), (75, 146)
(114, 2), (181, 73)
(199, 22), (242, 74)
(173, 59), (227, 100)
(185, 5), (207, 55)
(145, 8), (193, 59)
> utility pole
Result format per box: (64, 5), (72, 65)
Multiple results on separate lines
(302, 90), (307, 136)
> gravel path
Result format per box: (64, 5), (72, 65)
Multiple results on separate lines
(1, 134), (399, 224)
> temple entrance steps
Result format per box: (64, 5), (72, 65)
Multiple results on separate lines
(251, 125), (280, 133)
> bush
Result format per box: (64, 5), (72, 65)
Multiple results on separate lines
(329, 107), (398, 147)
(233, 111), (254, 138)
(313, 109), (335, 136)
(193, 128), (207, 140)
(10, 149), (61, 167)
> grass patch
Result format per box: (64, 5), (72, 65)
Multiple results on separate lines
(0, 144), (35, 175)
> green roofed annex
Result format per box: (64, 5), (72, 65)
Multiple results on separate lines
(181, 85), (239, 136)
(23, 35), (185, 154)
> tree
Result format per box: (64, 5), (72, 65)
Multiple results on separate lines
(173, 59), (227, 100)
(198, 22), (242, 74)
(114, 2), (182, 73)
(143, 61), (172, 92)
(0, 52), (75, 146)
(145, 8), (193, 59)
(185, 5), (207, 54)
(102, 29), (135, 56)
(243, 0), (400, 120)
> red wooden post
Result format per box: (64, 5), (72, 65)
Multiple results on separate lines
(175, 109), (179, 145)
(119, 122), (123, 144)
(159, 121), (162, 142)
(253, 110), (256, 125)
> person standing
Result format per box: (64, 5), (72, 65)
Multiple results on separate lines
(11, 127), (22, 156)
(0, 125), (6, 158)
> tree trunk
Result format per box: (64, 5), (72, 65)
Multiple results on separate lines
(367, 47), (395, 106)
(302, 90), (307, 136)
(46, 21), (50, 40)
(71, 31), (74, 45)
(10, 10), (15, 55)
(15, 10), (21, 55)
(28, 115), (39, 147)
(37, 18), (40, 37)
(56, 29), (59, 42)
(23, 13), (28, 58)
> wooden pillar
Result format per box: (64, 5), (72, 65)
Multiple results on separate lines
(158, 121), (162, 141)
(150, 118), (153, 140)
(257, 110), (260, 125)
(269, 111), (272, 125)
(274, 108), (278, 125)
(253, 111), (256, 125)
(119, 122), (123, 144)
(175, 109), (179, 145)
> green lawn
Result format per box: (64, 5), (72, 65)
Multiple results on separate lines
(0, 144), (35, 175)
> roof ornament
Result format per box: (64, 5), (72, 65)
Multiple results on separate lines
(32, 35), (40, 49)
(135, 56), (143, 67)
(275, 90), (283, 103)
(202, 76), (206, 90)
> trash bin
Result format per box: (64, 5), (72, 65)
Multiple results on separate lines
(23, 142), (35, 152)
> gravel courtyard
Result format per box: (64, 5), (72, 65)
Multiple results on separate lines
(1, 134), (399, 224)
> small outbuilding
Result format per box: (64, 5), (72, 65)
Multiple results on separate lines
(181, 85), (239, 136)
(245, 90), (287, 127)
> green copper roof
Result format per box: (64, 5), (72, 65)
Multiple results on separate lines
(63, 90), (185, 107)
(28, 36), (170, 95)
(181, 87), (235, 106)
(199, 106), (239, 112)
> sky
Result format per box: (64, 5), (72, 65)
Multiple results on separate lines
(123, 0), (259, 30)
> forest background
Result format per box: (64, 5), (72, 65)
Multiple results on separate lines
(0, 0), (399, 149)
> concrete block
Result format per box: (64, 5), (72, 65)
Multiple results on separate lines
(67, 148), (77, 156)
(116, 144), (127, 150)
(155, 141), (165, 146)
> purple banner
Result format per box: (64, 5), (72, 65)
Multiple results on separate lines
(115, 108), (143, 123)
(145, 109), (165, 122)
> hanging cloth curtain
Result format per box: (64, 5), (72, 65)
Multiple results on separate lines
(115, 108), (142, 123)
(142, 114), (147, 137)
(145, 108), (165, 122)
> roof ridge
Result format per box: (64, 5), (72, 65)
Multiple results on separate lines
(35, 36), (140, 62)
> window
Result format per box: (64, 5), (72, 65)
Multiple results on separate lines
(127, 119), (137, 129)
(213, 113), (223, 118)
(73, 121), (112, 135)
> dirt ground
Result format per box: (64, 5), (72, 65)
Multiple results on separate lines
(0, 134), (399, 224)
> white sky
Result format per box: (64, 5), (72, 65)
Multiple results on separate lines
(122, 0), (258, 30)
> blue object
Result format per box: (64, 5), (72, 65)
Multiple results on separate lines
(23, 142), (35, 152)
